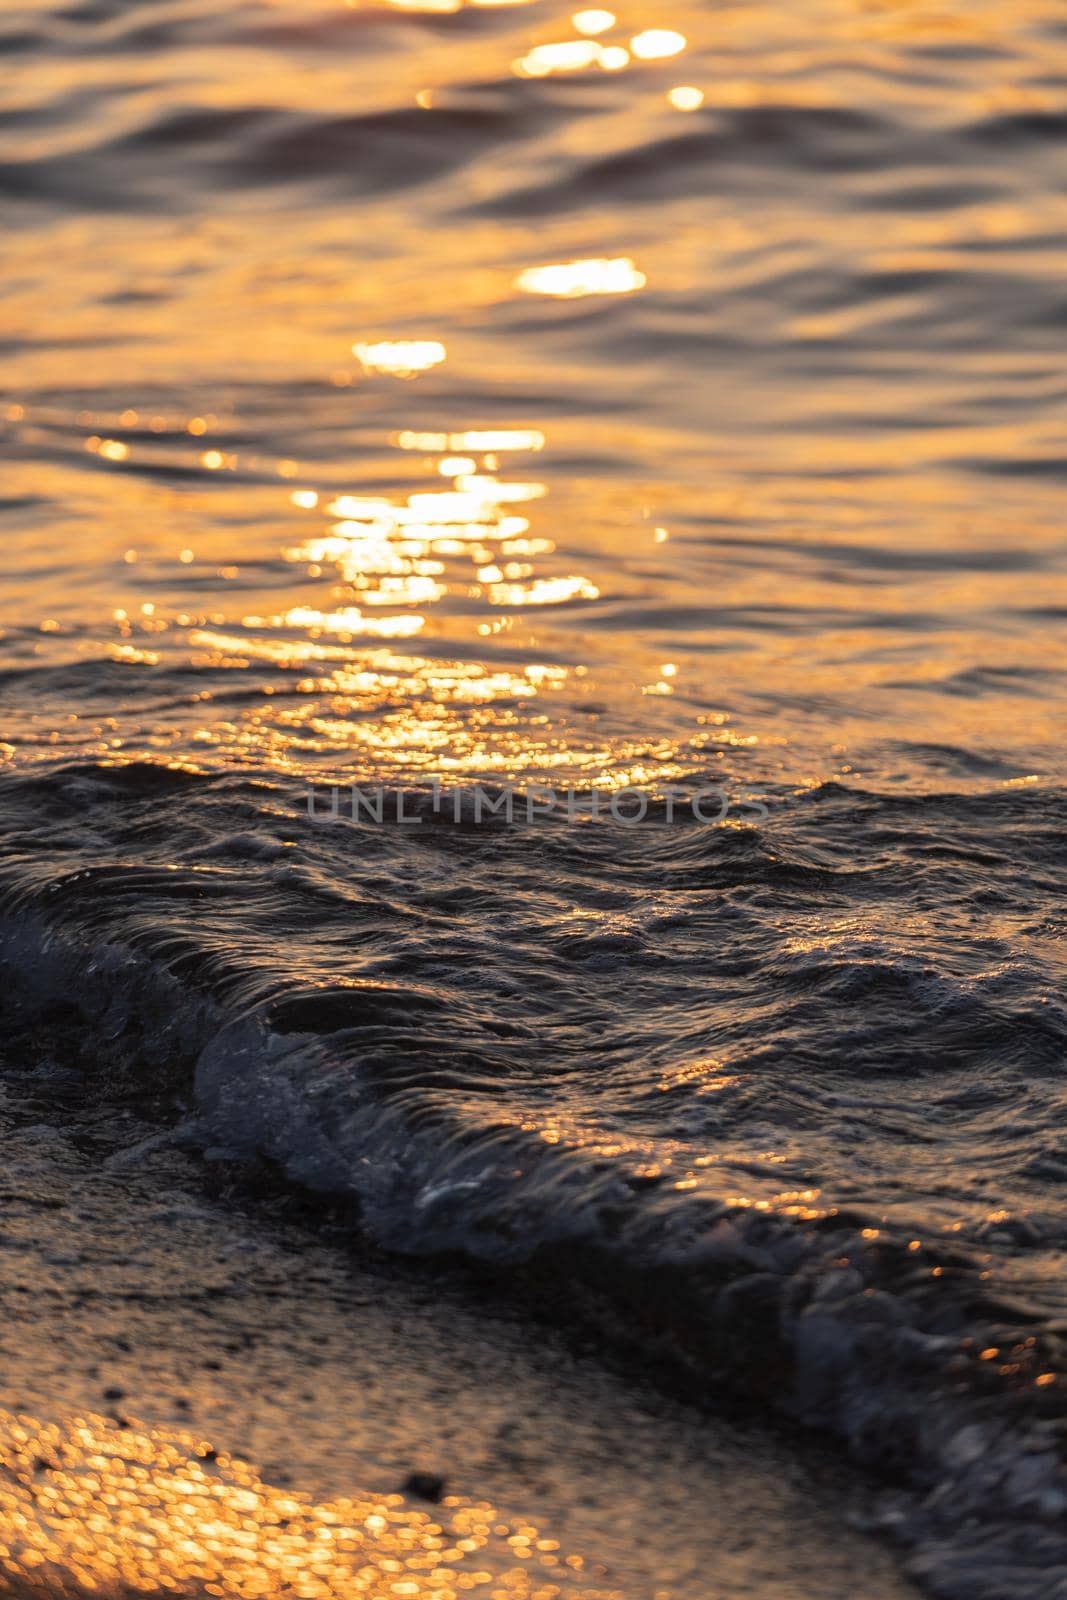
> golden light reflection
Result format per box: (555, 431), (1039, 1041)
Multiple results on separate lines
(507, 2), (694, 80)
(382, 0), (463, 10)
(5, 374), (730, 787)
(189, 614), (427, 662)
(289, 607), (428, 637)
(655, 1059), (741, 1094)
(486, 575), (599, 606)
(516, 40), (599, 74)
(572, 9), (615, 35)
(723, 1191), (828, 1223)
(282, 430), (558, 628)
(353, 341), (447, 377)
(383, 0), (539, 8)
(515, 259), (646, 298)
(498, 1102), (832, 1222)
(158, 411), (657, 781)
(0, 1410), (617, 1600)
(629, 29), (687, 60)
(396, 431), (544, 453)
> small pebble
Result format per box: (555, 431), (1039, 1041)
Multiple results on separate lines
(402, 1472), (446, 1503)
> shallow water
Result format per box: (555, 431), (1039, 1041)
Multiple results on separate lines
(3, 0), (1067, 787)
(2, 0), (1067, 1593)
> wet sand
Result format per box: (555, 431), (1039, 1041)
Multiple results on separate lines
(0, 1096), (918, 1600)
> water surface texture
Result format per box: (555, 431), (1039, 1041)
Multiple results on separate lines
(2, 1), (1067, 1594)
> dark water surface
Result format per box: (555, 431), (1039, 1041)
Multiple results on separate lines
(2, 0), (1067, 1593)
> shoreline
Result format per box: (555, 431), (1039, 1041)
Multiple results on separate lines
(0, 1083), (918, 1600)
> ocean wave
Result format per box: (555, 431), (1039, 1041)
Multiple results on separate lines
(0, 96), (541, 210)
(2, 760), (1067, 1594)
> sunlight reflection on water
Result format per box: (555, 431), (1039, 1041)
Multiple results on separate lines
(0, 0), (1065, 791)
